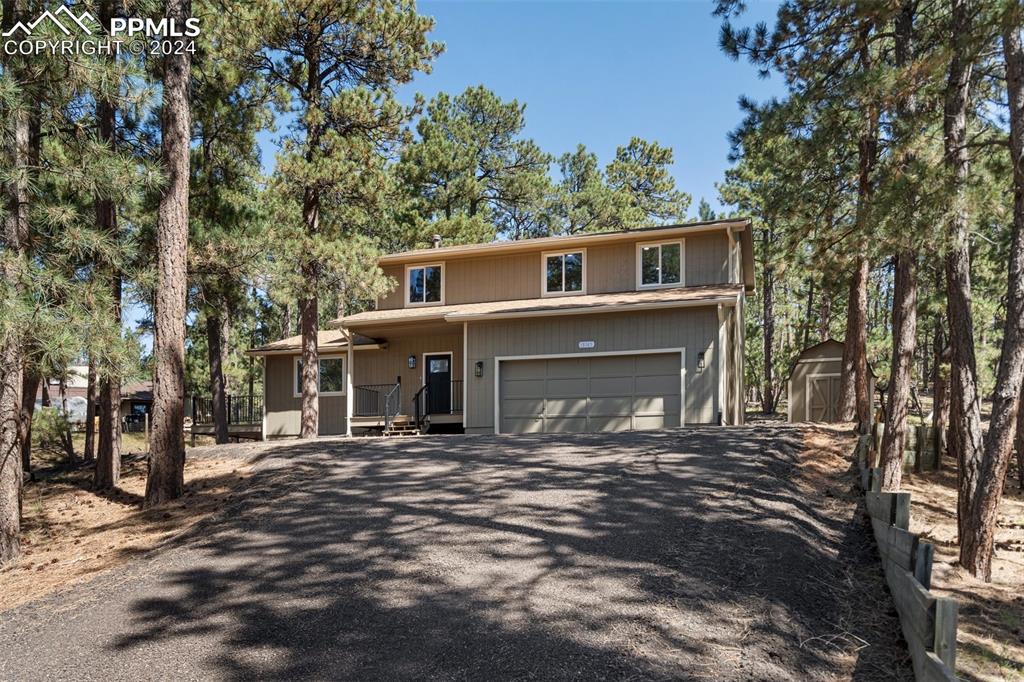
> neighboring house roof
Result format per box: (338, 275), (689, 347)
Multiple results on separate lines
(335, 284), (744, 328)
(246, 329), (382, 356)
(380, 219), (756, 292)
(121, 382), (154, 402)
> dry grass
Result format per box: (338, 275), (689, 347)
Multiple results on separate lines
(903, 465), (1024, 681)
(0, 450), (253, 612)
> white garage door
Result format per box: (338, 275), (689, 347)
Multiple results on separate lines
(499, 352), (682, 434)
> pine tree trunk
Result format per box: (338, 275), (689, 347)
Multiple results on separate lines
(40, 380), (50, 407)
(1016, 381), (1024, 490)
(83, 358), (97, 462)
(802, 279), (814, 350)
(934, 322), (950, 469)
(299, 290), (320, 438)
(94, 0), (121, 489)
(298, 38), (323, 440)
(839, 255), (870, 423)
(944, 0), (986, 549)
(958, 20), (1024, 580)
(19, 370), (39, 481)
(879, 1), (919, 491)
(146, 0), (192, 507)
(207, 311), (229, 444)
(283, 303), (292, 337)
(881, 253), (918, 490)
(58, 379), (75, 462)
(0, 0), (30, 564)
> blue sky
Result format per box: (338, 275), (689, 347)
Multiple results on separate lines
(136, 1), (786, 343)
(257, 0), (785, 214)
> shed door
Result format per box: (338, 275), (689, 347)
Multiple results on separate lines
(499, 353), (681, 434)
(807, 375), (841, 422)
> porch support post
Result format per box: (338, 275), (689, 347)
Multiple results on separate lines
(462, 322), (468, 428)
(717, 303), (726, 425)
(345, 331), (354, 437)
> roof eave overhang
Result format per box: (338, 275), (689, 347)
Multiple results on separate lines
(438, 296), (737, 323)
(245, 343), (385, 357)
(377, 219), (753, 266)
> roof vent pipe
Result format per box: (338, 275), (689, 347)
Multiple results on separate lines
(432, 234), (442, 249)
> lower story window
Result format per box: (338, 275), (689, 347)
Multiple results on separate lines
(294, 356), (346, 397)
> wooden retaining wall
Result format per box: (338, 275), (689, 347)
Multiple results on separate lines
(870, 423), (943, 472)
(854, 435), (959, 682)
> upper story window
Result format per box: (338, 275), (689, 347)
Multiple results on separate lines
(294, 356), (346, 397)
(637, 240), (684, 289)
(406, 263), (444, 306)
(542, 250), (586, 296)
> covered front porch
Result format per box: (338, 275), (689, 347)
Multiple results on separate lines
(345, 321), (465, 435)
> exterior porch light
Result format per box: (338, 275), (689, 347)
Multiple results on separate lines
(696, 352), (705, 373)
(407, 354), (417, 369)
(474, 361), (483, 377)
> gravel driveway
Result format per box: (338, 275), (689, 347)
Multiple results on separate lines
(0, 427), (908, 680)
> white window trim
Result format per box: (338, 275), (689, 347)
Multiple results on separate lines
(405, 262), (445, 307)
(540, 248), (587, 297)
(293, 354), (347, 398)
(636, 239), (686, 290)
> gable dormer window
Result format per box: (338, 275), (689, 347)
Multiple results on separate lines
(406, 263), (444, 306)
(637, 240), (684, 289)
(542, 250), (586, 296)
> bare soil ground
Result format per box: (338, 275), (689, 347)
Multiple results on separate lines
(0, 442), (257, 612)
(0, 428), (909, 681)
(903, 463), (1024, 681)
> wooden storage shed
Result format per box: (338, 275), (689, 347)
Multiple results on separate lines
(787, 339), (874, 423)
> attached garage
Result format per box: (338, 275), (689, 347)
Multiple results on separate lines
(497, 351), (683, 434)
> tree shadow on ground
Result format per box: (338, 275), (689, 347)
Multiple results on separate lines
(99, 427), (909, 680)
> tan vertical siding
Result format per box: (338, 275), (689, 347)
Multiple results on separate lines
(465, 306), (722, 432)
(352, 332), (463, 397)
(446, 253), (541, 304)
(685, 233), (729, 285)
(587, 243), (634, 293)
(378, 265), (405, 310)
(264, 354), (347, 437)
(374, 232), (735, 310)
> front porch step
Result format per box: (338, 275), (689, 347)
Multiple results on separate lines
(383, 424), (420, 437)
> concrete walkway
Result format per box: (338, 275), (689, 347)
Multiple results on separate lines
(0, 428), (908, 680)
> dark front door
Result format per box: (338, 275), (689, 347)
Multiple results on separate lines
(425, 354), (452, 414)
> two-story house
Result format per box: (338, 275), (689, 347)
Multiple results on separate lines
(250, 218), (754, 437)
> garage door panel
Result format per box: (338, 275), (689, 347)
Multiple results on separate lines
(544, 417), (588, 433)
(589, 416), (634, 432)
(589, 356), (636, 377)
(635, 354), (680, 375)
(502, 360), (547, 380)
(502, 417), (545, 434)
(635, 415), (673, 430)
(545, 397), (588, 417)
(503, 398), (546, 418)
(588, 396), (634, 416)
(590, 376), (634, 396)
(502, 379), (546, 399)
(546, 358), (589, 379)
(499, 352), (682, 434)
(546, 378), (590, 396)
(634, 375), (678, 394)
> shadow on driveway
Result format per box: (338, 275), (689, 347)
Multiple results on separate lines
(0, 427), (910, 680)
